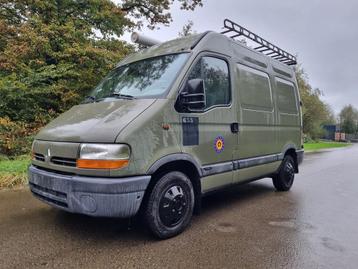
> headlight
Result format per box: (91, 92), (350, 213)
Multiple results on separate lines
(77, 144), (130, 169)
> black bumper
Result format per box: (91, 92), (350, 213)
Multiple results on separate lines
(28, 165), (151, 217)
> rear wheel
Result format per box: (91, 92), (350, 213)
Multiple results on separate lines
(272, 155), (295, 191)
(144, 171), (194, 239)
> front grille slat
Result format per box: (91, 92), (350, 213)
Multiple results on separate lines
(51, 157), (77, 167)
(34, 153), (45, 162)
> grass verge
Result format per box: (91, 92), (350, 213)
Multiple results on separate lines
(0, 156), (30, 189)
(304, 141), (352, 152)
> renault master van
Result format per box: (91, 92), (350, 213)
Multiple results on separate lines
(29, 19), (304, 238)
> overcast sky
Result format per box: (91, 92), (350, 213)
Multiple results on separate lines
(122, 0), (358, 114)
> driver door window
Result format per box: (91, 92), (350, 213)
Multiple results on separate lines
(188, 56), (230, 109)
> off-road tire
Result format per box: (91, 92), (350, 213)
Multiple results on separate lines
(144, 171), (194, 239)
(272, 155), (295, 191)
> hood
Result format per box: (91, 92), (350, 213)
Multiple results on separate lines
(36, 99), (156, 143)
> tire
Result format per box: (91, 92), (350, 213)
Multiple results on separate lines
(272, 155), (295, 191)
(144, 171), (195, 239)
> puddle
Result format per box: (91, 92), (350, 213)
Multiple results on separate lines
(321, 237), (345, 252)
(268, 219), (315, 231)
(215, 222), (237, 233)
(269, 220), (296, 229)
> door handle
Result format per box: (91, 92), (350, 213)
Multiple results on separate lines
(230, 123), (239, 133)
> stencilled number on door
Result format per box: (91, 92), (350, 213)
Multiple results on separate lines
(182, 117), (199, 146)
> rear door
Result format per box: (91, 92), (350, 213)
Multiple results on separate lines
(178, 54), (237, 190)
(274, 77), (301, 150)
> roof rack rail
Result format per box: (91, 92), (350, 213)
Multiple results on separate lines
(221, 19), (297, 66)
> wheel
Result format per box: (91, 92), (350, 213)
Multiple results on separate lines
(272, 155), (295, 191)
(144, 171), (195, 239)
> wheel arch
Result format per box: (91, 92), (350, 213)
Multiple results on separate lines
(145, 154), (203, 214)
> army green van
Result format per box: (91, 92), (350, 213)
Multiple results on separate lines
(29, 19), (304, 238)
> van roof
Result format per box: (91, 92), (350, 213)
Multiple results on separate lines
(119, 31), (295, 79)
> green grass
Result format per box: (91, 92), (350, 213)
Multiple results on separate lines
(304, 141), (351, 152)
(0, 156), (30, 189)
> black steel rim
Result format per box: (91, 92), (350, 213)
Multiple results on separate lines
(284, 160), (295, 186)
(159, 185), (188, 227)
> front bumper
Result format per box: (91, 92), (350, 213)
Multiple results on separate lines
(28, 165), (151, 218)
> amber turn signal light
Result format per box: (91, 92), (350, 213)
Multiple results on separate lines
(76, 159), (129, 169)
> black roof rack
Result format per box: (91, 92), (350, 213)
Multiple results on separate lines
(221, 19), (297, 66)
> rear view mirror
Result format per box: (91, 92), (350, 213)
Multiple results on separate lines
(179, 79), (206, 111)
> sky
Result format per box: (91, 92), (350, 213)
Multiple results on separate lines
(121, 0), (358, 114)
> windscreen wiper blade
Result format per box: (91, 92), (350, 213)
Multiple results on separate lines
(94, 93), (136, 102)
(108, 93), (136, 100)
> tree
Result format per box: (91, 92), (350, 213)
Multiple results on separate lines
(296, 67), (334, 139)
(339, 104), (358, 134)
(178, 20), (195, 37)
(0, 0), (203, 156)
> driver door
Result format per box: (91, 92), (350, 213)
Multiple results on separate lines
(178, 54), (238, 191)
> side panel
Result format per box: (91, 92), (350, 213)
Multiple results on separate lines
(235, 63), (277, 160)
(201, 171), (233, 193)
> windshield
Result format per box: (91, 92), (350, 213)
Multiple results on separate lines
(88, 53), (189, 101)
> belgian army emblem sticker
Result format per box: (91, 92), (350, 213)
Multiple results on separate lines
(214, 136), (224, 153)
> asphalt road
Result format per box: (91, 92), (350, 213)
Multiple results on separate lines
(1, 145), (358, 269)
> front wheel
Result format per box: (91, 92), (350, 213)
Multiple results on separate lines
(144, 171), (195, 239)
(272, 155), (295, 191)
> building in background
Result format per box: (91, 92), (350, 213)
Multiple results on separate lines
(323, 124), (347, 142)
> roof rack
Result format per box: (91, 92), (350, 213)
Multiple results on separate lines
(221, 19), (297, 66)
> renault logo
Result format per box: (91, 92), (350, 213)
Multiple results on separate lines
(47, 148), (51, 157)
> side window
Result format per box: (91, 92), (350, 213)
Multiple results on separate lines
(237, 64), (273, 111)
(275, 77), (298, 114)
(188, 56), (230, 109)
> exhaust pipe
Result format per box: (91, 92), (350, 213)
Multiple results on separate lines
(131, 32), (161, 47)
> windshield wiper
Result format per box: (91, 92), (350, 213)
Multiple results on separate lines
(107, 93), (136, 100)
(93, 93), (136, 103)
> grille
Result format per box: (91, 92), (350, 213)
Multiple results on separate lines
(34, 153), (45, 162)
(30, 183), (68, 208)
(51, 157), (77, 167)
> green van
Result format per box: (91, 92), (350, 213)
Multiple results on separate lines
(29, 20), (304, 238)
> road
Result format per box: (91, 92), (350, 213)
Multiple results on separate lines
(1, 145), (358, 269)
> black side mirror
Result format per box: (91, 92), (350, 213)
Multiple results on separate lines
(179, 79), (206, 111)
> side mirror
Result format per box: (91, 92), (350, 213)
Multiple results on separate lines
(179, 79), (206, 111)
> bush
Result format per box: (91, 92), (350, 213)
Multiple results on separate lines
(0, 117), (43, 157)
